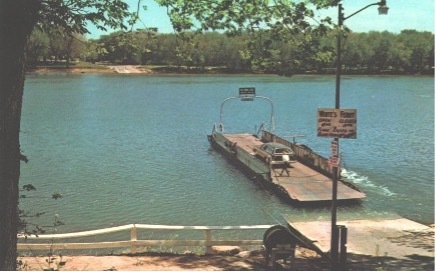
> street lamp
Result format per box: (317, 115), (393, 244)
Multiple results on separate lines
(330, 1), (388, 270)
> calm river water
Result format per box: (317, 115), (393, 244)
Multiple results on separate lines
(20, 74), (434, 237)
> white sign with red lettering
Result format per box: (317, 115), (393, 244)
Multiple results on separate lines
(329, 156), (340, 168)
(331, 140), (338, 157)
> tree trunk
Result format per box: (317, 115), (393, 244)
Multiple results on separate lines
(0, 1), (40, 270)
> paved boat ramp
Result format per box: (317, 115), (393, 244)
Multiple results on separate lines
(285, 217), (434, 268)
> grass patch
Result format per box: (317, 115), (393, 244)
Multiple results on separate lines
(29, 61), (110, 70)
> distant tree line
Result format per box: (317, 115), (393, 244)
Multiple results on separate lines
(27, 27), (434, 75)
(27, 28), (86, 68)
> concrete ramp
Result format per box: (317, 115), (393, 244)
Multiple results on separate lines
(287, 218), (434, 259)
(109, 65), (143, 73)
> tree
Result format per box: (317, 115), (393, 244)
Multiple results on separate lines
(151, 34), (178, 65)
(81, 39), (109, 64)
(63, 33), (87, 67)
(96, 29), (158, 64)
(0, 2), (41, 269)
(26, 29), (50, 66)
(397, 30), (435, 74)
(27, 27), (86, 67)
(0, 0), (132, 269)
(156, 0), (335, 75)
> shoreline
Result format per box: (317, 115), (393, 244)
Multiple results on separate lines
(17, 237), (435, 271)
(17, 222), (434, 271)
(26, 65), (435, 76)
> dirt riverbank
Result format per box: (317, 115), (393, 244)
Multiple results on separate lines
(18, 244), (434, 271)
(17, 248), (329, 271)
(27, 65), (257, 75)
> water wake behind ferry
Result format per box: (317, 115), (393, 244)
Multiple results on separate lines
(341, 169), (396, 197)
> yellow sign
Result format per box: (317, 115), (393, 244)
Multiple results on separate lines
(317, 108), (357, 139)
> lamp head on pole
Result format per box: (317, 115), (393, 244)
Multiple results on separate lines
(378, 0), (389, 15)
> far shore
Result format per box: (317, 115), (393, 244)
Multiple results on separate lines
(26, 65), (256, 75)
(26, 64), (434, 76)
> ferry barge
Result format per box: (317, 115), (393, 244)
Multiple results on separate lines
(207, 88), (366, 203)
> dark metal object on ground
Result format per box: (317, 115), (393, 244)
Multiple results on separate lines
(263, 225), (297, 268)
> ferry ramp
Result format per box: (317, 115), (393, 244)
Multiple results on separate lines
(285, 217), (434, 269)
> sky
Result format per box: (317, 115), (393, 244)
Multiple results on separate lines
(87, 0), (435, 39)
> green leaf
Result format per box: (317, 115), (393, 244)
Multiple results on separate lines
(22, 184), (36, 191)
(51, 193), (63, 200)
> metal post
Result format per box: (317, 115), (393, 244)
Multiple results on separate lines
(339, 225), (348, 268)
(130, 224), (137, 254)
(330, 1), (388, 270)
(204, 229), (213, 254)
(330, 4), (343, 269)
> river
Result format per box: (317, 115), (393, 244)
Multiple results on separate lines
(20, 74), (434, 238)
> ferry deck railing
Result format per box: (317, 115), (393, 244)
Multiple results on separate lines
(17, 224), (274, 254)
(262, 131), (332, 178)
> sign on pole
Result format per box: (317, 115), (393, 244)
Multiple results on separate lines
(331, 140), (338, 157)
(329, 141), (340, 168)
(329, 156), (340, 168)
(317, 108), (357, 139)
